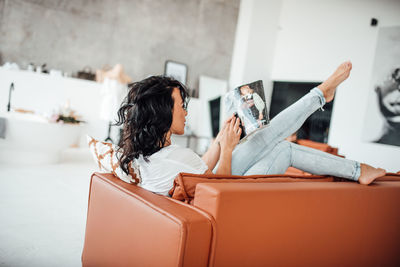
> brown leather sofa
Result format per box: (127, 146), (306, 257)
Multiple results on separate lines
(82, 172), (400, 267)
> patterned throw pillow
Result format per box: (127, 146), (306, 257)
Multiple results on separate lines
(87, 135), (141, 184)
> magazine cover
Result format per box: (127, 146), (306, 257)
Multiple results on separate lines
(224, 80), (270, 138)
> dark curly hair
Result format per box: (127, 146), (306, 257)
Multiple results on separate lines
(115, 75), (189, 175)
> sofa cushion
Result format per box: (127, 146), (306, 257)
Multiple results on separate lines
(87, 136), (141, 184)
(169, 172), (337, 203)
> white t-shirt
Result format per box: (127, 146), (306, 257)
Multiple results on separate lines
(137, 145), (209, 196)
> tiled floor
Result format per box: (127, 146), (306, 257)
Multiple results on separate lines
(0, 153), (97, 267)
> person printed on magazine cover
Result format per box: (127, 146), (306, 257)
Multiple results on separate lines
(236, 86), (259, 133)
(116, 61), (386, 196)
(239, 85), (266, 127)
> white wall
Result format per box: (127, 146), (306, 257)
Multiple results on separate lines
(229, 0), (282, 107)
(271, 0), (400, 171)
(229, 0), (253, 88)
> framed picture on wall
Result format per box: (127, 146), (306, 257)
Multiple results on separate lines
(362, 26), (400, 147)
(164, 60), (188, 85)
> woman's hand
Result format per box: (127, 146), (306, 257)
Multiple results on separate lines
(215, 116), (241, 175)
(202, 114), (237, 172)
(219, 117), (242, 152)
(215, 114), (235, 143)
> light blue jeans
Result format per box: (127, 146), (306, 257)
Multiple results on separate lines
(230, 87), (361, 181)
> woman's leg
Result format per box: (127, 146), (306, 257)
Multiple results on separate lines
(230, 61), (385, 184)
(243, 141), (360, 180)
(231, 87), (326, 175)
(241, 141), (292, 176)
(231, 61), (353, 175)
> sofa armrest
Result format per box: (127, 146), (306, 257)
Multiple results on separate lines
(193, 181), (400, 267)
(82, 173), (213, 267)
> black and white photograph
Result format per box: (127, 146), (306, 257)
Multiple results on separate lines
(362, 26), (400, 146)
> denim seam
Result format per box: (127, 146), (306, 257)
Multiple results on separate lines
(351, 162), (361, 181)
(289, 142), (294, 167)
(311, 87), (326, 111)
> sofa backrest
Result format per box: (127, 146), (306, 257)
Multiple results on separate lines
(170, 172), (335, 203)
(82, 173), (214, 267)
(193, 179), (400, 267)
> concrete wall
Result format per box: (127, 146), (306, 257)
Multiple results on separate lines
(0, 0), (239, 89)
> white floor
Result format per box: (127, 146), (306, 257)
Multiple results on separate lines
(0, 150), (98, 267)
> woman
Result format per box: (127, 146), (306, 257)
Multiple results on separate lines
(116, 62), (386, 196)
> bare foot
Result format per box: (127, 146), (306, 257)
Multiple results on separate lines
(318, 61), (352, 102)
(358, 163), (386, 185)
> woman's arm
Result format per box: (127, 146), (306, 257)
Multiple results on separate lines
(215, 147), (234, 175)
(201, 139), (221, 171)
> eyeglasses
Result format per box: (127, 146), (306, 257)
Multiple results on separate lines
(182, 103), (188, 111)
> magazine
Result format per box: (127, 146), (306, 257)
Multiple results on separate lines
(224, 80), (270, 139)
